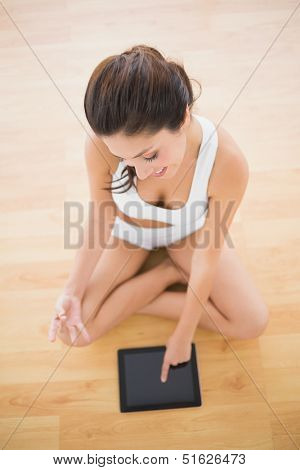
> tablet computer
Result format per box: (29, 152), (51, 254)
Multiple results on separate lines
(117, 343), (202, 413)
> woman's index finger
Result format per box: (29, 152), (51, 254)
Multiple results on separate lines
(48, 316), (60, 342)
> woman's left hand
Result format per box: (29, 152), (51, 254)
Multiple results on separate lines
(160, 331), (192, 383)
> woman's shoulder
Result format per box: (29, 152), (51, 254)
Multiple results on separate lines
(207, 120), (249, 197)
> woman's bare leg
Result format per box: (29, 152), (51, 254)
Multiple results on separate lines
(58, 259), (184, 346)
(137, 290), (239, 338)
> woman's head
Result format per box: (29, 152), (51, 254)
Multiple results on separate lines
(84, 44), (201, 192)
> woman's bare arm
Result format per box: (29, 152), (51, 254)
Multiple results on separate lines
(63, 132), (116, 300)
(175, 148), (249, 339)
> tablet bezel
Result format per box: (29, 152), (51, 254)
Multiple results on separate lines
(117, 343), (202, 412)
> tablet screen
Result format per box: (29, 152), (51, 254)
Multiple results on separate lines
(117, 343), (202, 412)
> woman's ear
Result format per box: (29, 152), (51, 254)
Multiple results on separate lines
(183, 104), (191, 129)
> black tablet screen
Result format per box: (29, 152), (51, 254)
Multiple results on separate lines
(118, 343), (202, 412)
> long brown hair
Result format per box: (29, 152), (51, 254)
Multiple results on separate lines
(84, 44), (202, 193)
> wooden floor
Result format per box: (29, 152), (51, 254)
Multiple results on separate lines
(1, 0), (299, 451)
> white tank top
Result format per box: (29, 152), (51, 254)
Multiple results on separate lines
(111, 114), (218, 228)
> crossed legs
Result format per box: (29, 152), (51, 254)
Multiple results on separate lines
(57, 257), (237, 347)
(57, 231), (269, 347)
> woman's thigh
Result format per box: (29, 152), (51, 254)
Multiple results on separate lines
(166, 233), (269, 332)
(80, 233), (151, 325)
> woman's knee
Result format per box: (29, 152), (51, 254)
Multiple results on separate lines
(234, 303), (270, 339)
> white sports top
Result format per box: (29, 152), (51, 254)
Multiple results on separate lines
(111, 114), (218, 231)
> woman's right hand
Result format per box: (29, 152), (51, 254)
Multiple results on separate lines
(48, 292), (91, 345)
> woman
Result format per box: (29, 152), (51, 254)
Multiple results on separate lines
(48, 45), (269, 383)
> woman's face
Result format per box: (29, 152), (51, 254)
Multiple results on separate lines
(101, 107), (193, 180)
